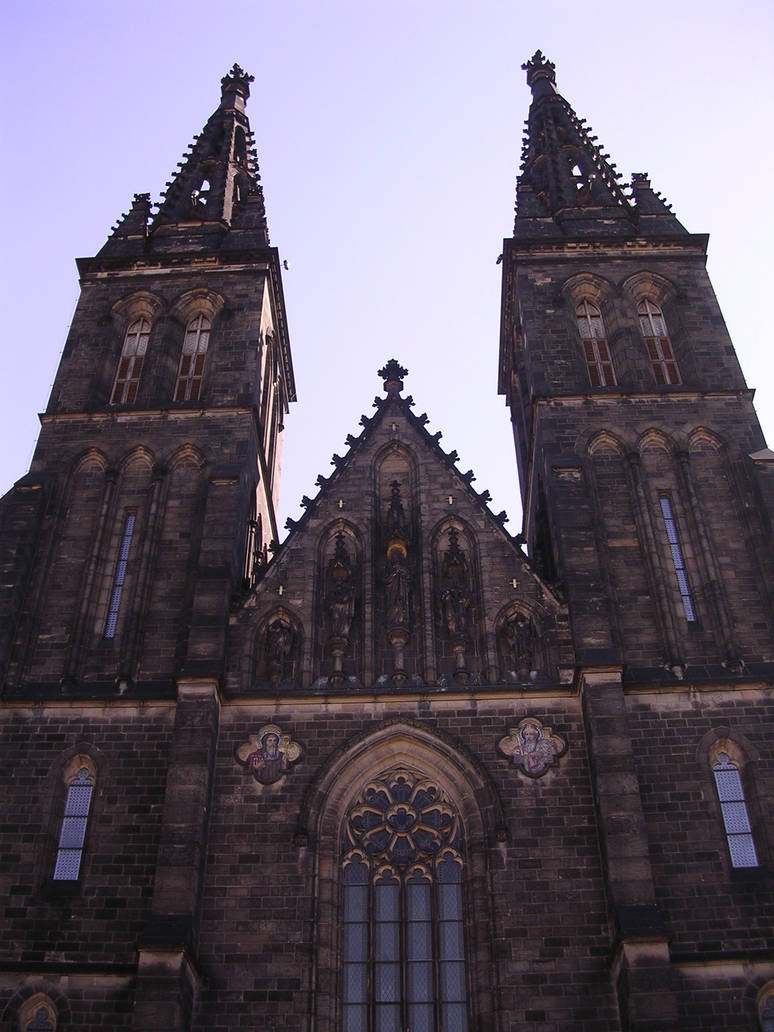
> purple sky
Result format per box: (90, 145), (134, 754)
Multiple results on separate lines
(3, 0), (773, 535)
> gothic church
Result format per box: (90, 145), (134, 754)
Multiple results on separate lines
(1, 54), (773, 1032)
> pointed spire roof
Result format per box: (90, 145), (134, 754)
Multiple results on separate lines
(151, 63), (268, 242)
(515, 52), (686, 238)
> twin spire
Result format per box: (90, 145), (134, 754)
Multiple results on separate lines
(103, 54), (685, 255)
(516, 50), (684, 237)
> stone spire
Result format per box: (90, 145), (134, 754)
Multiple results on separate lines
(151, 63), (268, 240)
(515, 51), (634, 237)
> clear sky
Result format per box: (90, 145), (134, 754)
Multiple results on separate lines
(2, 0), (773, 537)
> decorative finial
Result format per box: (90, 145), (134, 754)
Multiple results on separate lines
(220, 63), (254, 106)
(522, 50), (557, 94)
(378, 359), (408, 395)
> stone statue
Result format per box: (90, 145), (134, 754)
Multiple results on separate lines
(265, 618), (294, 684)
(504, 611), (535, 678)
(325, 532), (356, 643)
(385, 554), (411, 627)
(439, 528), (471, 637)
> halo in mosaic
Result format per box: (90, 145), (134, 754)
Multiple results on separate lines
(235, 724), (302, 784)
(498, 717), (567, 778)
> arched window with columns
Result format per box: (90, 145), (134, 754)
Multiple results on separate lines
(576, 299), (615, 386)
(638, 299), (680, 385)
(111, 317), (150, 404)
(305, 724), (500, 1032)
(174, 313), (211, 401)
(342, 769), (468, 1032)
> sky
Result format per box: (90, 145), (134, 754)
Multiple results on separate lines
(2, 0), (773, 538)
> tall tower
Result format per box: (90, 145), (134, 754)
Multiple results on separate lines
(0, 64), (294, 693)
(499, 52), (774, 1029)
(499, 50), (774, 674)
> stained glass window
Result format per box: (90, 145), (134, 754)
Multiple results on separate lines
(342, 770), (469, 1032)
(53, 767), (94, 881)
(576, 300), (615, 387)
(713, 752), (758, 869)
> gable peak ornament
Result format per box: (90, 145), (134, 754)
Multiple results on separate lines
(378, 359), (408, 395)
(236, 724), (301, 784)
(498, 717), (566, 778)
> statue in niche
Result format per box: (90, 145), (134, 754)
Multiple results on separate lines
(385, 550), (412, 627)
(498, 718), (566, 778)
(504, 610), (537, 679)
(264, 618), (294, 684)
(236, 724), (302, 785)
(385, 479), (409, 541)
(439, 527), (471, 636)
(325, 532), (356, 642)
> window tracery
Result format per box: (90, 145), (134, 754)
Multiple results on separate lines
(111, 317), (150, 404)
(638, 299), (680, 385)
(576, 299), (615, 386)
(174, 313), (210, 401)
(342, 769), (469, 1032)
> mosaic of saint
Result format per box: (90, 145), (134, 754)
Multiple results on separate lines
(498, 717), (566, 777)
(235, 724), (302, 784)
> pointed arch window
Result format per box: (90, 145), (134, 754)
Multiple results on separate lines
(576, 300), (615, 387)
(111, 317), (150, 404)
(659, 496), (696, 622)
(638, 299), (680, 385)
(712, 751), (759, 869)
(53, 764), (95, 881)
(760, 991), (774, 1032)
(19, 997), (57, 1032)
(25, 1007), (55, 1031)
(104, 510), (136, 639)
(342, 770), (469, 1032)
(175, 314), (210, 401)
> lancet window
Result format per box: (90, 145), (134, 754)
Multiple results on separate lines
(174, 313), (210, 401)
(712, 751), (759, 869)
(638, 299), (680, 385)
(104, 511), (136, 639)
(658, 496), (696, 623)
(111, 317), (150, 404)
(53, 764), (95, 881)
(342, 769), (469, 1032)
(576, 300), (615, 386)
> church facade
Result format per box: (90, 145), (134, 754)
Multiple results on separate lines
(0, 55), (772, 1032)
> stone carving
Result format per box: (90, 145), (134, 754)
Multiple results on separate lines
(385, 553), (412, 628)
(503, 610), (537, 680)
(264, 617), (294, 684)
(385, 479), (409, 541)
(236, 724), (301, 784)
(439, 527), (471, 637)
(325, 533), (356, 641)
(324, 531), (357, 680)
(498, 718), (566, 777)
